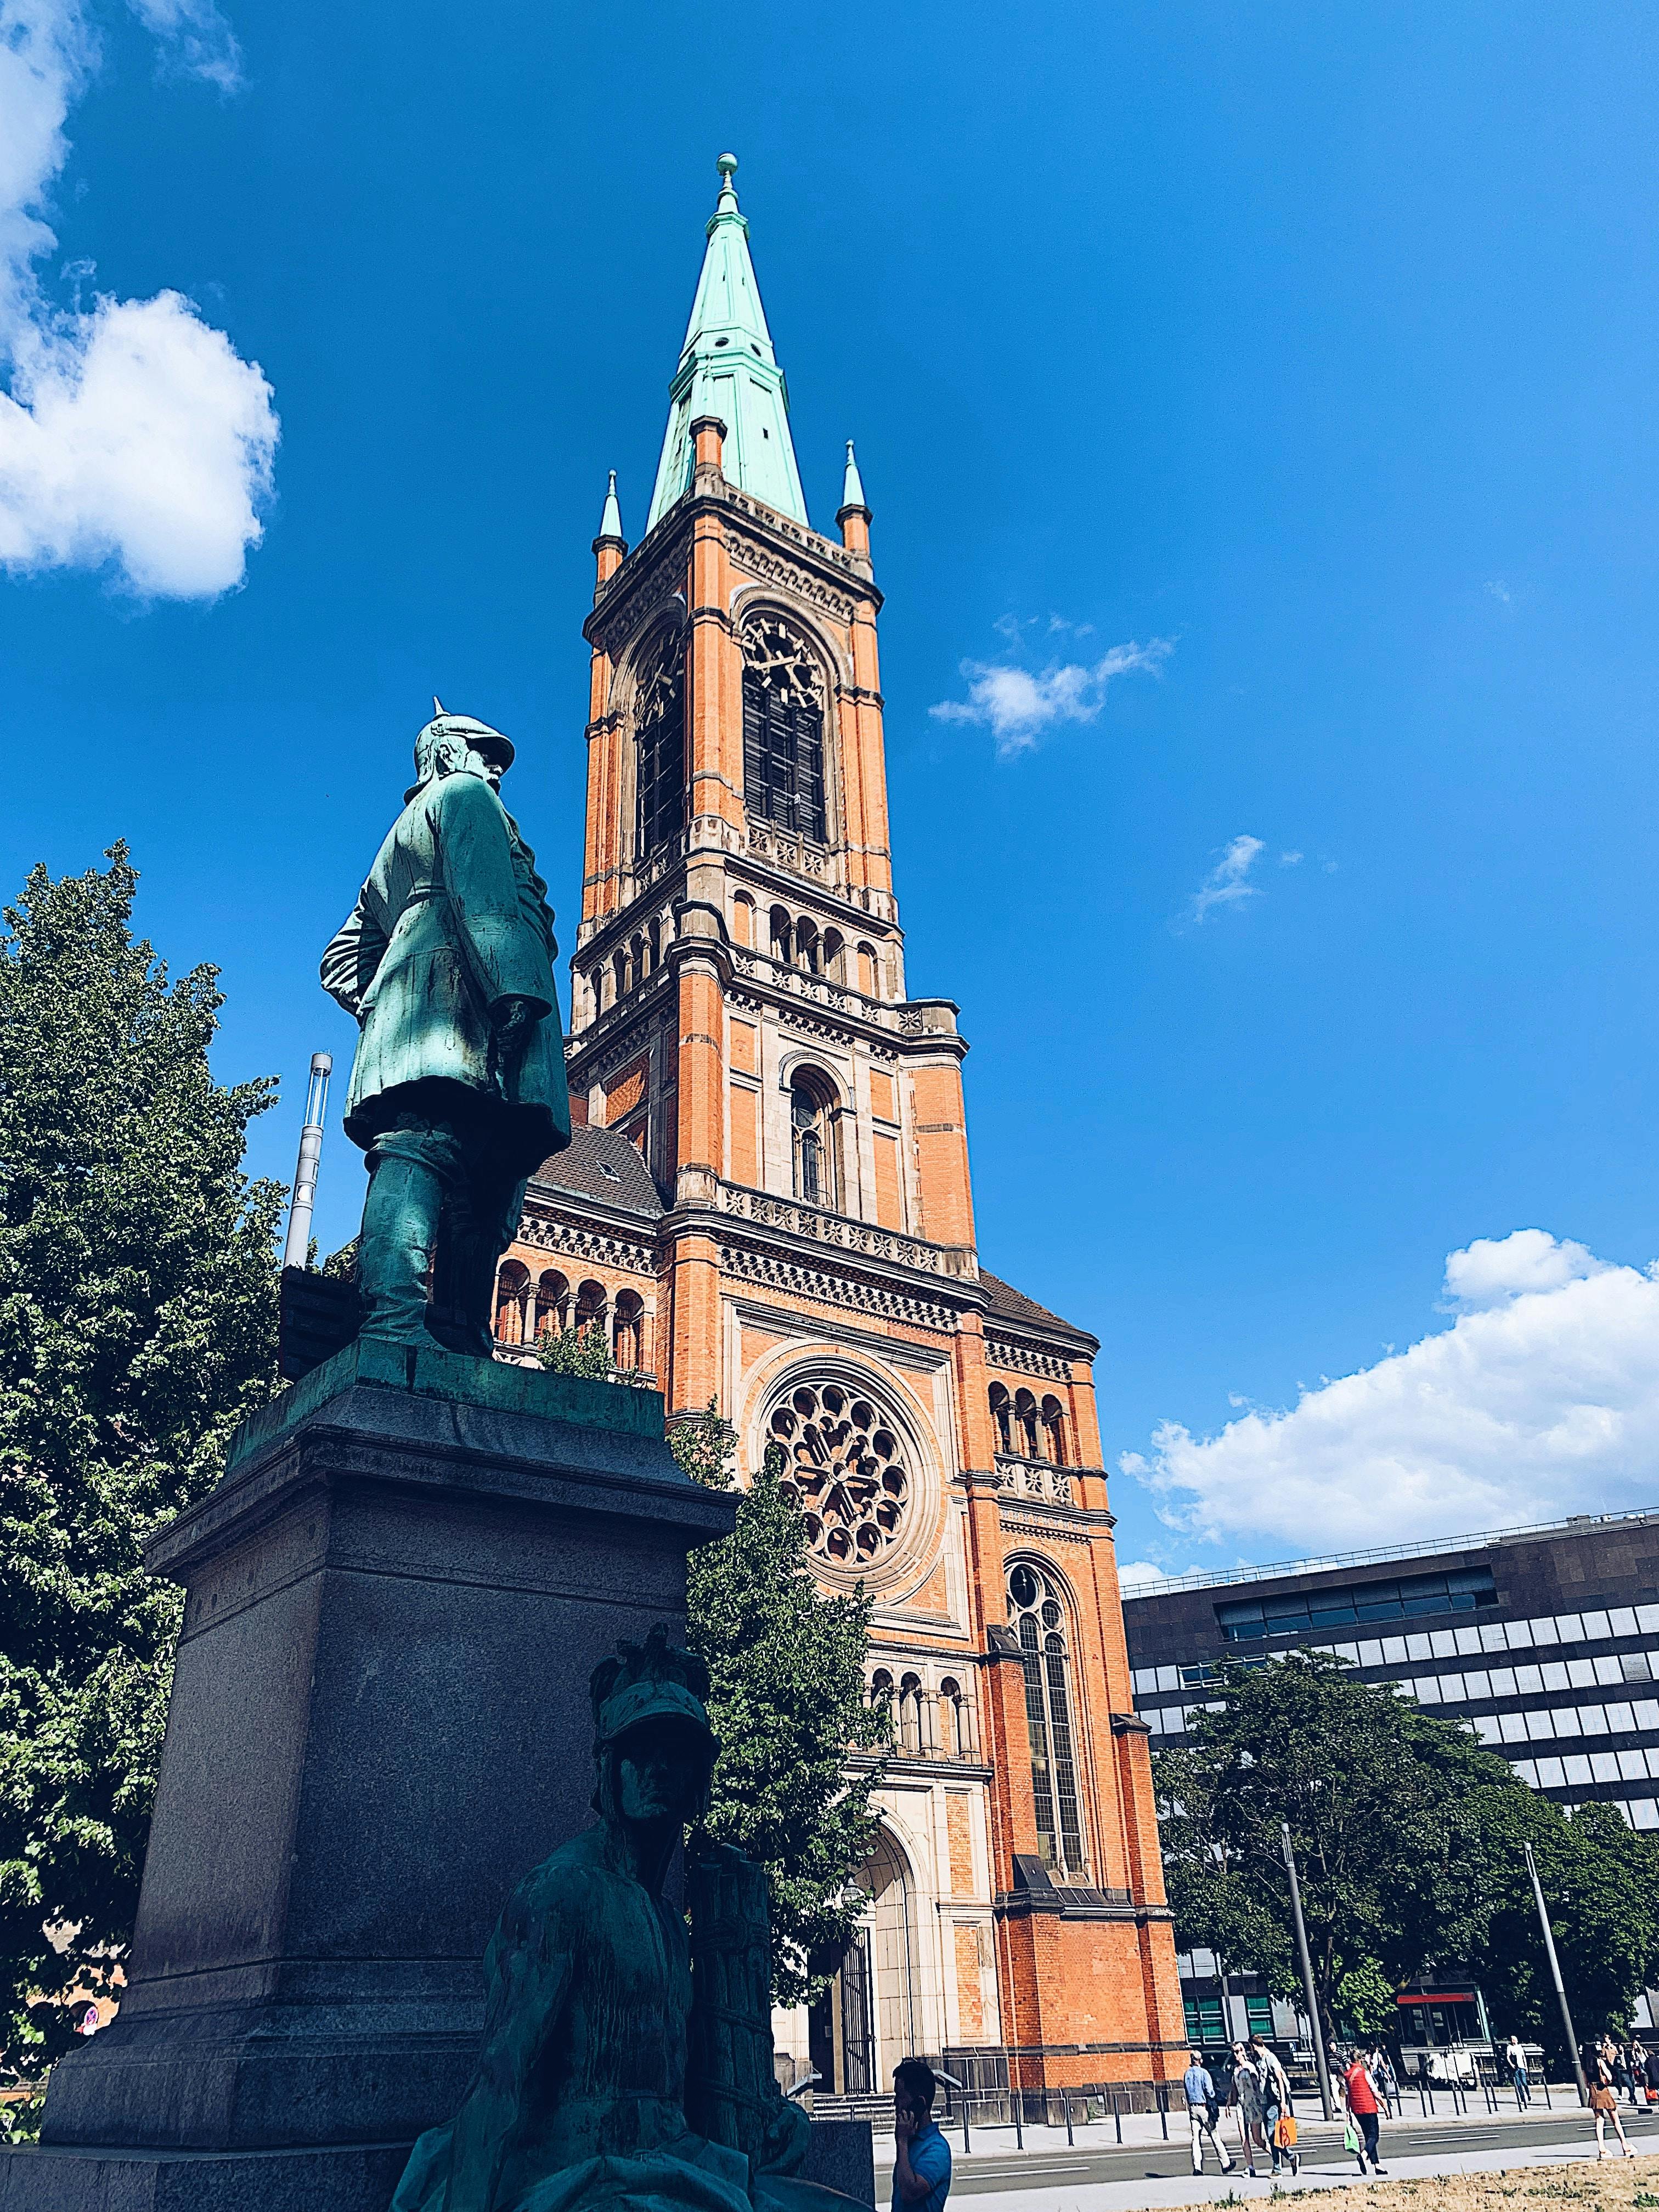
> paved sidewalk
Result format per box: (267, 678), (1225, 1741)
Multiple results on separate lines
(869, 2101), (1659, 2212)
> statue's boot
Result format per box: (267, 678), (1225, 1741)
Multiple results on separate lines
(357, 1137), (445, 1346)
(433, 1165), (528, 1359)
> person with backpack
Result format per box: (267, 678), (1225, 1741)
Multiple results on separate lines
(1182, 2051), (1234, 2175)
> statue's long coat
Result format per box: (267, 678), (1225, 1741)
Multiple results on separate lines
(321, 767), (571, 1176)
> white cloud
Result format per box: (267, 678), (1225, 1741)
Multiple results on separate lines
(125, 0), (240, 88)
(0, 0), (275, 599)
(1486, 579), (1513, 606)
(1188, 833), (1265, 923)
(1122, 1231), (1659, 1555)
(930, 637), (1172, 758)
(1117, 1559), (1200, 1591)
(1279, 850), (1304, 868)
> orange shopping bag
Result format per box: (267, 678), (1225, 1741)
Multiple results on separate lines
(1274, 2115), (1297, 2151)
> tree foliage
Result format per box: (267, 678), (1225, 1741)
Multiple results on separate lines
(0, 849), (282, 2077)
(673, 1407), (888, 2008)
(1155, 1652), (1659, 2064)
(1156, 1652), (1526, 2040)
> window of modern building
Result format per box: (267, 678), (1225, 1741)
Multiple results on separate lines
(1007, 1560), (1087, 1876)
(634, 632), (686, 862)
(741, 616), (826, 843)
(1245, 1996), (1276, 2037)
(1217, 1565), (1498, 1643)
(1183, 1994), (1225, 2043)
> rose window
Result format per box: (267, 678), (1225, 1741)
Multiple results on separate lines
(769, 1383), (910, 1566)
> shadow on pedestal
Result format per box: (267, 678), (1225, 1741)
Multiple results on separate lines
(0, 1341), (738, 2207)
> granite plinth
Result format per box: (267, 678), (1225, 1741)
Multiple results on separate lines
(0, 2119), (874, 2212)
(36, 1340), (736, 2165)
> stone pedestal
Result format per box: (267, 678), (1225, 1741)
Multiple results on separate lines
(7, 1341), (736, 2203)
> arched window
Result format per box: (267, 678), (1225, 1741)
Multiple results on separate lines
(536, 1269), (569, 1338)
(1006, 1560), (1086, 1875)
(613, 947), (629, 1003)
(869, 1668), (894, 1716)
(635, 630), (685, 861)
(790, 1071), (836, 1207)
(939, 1677), (969, 1759)
(822, 928), (844, 980)
(898, 1674), (924, 1755)
(769, 906), (793, 966)
(741, 616), (826, 843)
(494, 1260), (529, 1345)
(797, 918), (820, 974)
(1041, 1395), (1068, 1466)
(731, 895), (754, 948)
(613, 1289), (645, 1371)
(989, 1383), (1013, 1455)
(647, 916), (662, 971)
(856, 943), (879, 997)
(574, 1279), (608, 1344)
(1015, 1388), (1041, 1460)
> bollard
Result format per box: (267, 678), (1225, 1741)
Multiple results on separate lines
(1160, 2084), (1169, 2141)
(1543, 2076), (1551, 2110)
(962, 2096), (971, 2155)
(1418, 2081), (1429, 2118)
(1114, 2092), (1123, 2145)
(1013, 2091), (1024, 2151)
(1064, 2095), (1074, 2147)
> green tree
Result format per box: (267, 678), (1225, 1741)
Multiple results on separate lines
(0, 848), (283, 2080)
(537, 1323), (616, 1380)
(673, 1406), (889, 2007)
(1155, 1651), (1522, 2044)
(1463, 1787), (1659, 2068)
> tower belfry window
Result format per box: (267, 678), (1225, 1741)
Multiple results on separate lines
(741, 616), (826, 844)
(791, 1072), (834, 1207)
(635, 632), (686, 862)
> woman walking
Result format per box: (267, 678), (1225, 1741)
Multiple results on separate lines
(1337, 2046), (1387, 2177)
(1248, 2035), (1297, 2176)
(1590, 2042), (1633, 2158)
(1229, 2042), (1266, 2176)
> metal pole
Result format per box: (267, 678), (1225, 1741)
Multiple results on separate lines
(1280, 1822), (1333, 2120)
(282, 1053), (332, 1269)
(1525, 1842), (1590, 2105)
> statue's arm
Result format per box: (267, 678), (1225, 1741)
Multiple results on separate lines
(435, 776), (556, 1021)
(320, 896), (388, 1020)
(442, 1908), (568, 2212)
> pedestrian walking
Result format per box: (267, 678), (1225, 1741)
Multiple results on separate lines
(1337, 2046), (1387, 2176)
(1248, 2035), (1298, 2176)
(1644, 2041), (1659, 2107)
(891, 2059), (952, 2212)
(1503, 2034), (1531, 2109)
(1589, 2044), (1632, 2159)
(1629, 2040), (1648, 2109)
(1228, 2042), (1266, 2176)
(1182, 2050), (1234, 2176)
(1367, 2045), (1398, 2116)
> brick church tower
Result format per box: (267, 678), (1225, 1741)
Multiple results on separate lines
(491, 155), (1184, 2102)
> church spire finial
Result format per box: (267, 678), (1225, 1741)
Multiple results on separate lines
(593, 467), (627, 587)
(645, 156), (808, 533)
(837, 438), (872, 558)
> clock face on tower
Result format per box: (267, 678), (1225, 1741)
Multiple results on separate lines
(767, 1381), (911, 1567)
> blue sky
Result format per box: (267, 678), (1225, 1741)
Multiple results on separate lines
(5, 1), (1659, 1575)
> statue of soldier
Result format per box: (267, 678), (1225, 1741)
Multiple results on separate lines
(392, 1628), (848, 2212)
(321, 707), (571, 1355)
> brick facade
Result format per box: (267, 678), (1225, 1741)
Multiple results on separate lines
(486, 176), (1181, 2101)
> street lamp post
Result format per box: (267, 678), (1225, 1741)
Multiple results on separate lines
(1524, 1841), (1590, 2105)
(1281, 1821), (1333, 2120)
(282, 1052), (332, 1271)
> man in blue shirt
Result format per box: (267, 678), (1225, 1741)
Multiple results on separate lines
(1182, 2050), (1234, 2176)
(893, 2058), (952, 2212)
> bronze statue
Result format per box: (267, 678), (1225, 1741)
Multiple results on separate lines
(392, 1629), (848, 2212)
(321, 708), (571, 1353)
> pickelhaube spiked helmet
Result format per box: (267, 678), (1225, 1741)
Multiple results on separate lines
(589, 1625), (716, 1752)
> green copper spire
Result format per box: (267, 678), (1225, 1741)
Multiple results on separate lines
(646, 155), (808, 533)
(597, 469), (623, 542)
(839, 439), (867, 515)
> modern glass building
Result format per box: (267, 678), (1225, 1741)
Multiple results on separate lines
(1122, 1510), (1659, 2053)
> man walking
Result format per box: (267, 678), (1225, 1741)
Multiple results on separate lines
(1503, 2034), (1530, 2109)
(893, 2059), (952, 2212)
(1182, 2051), (1234, 2176)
